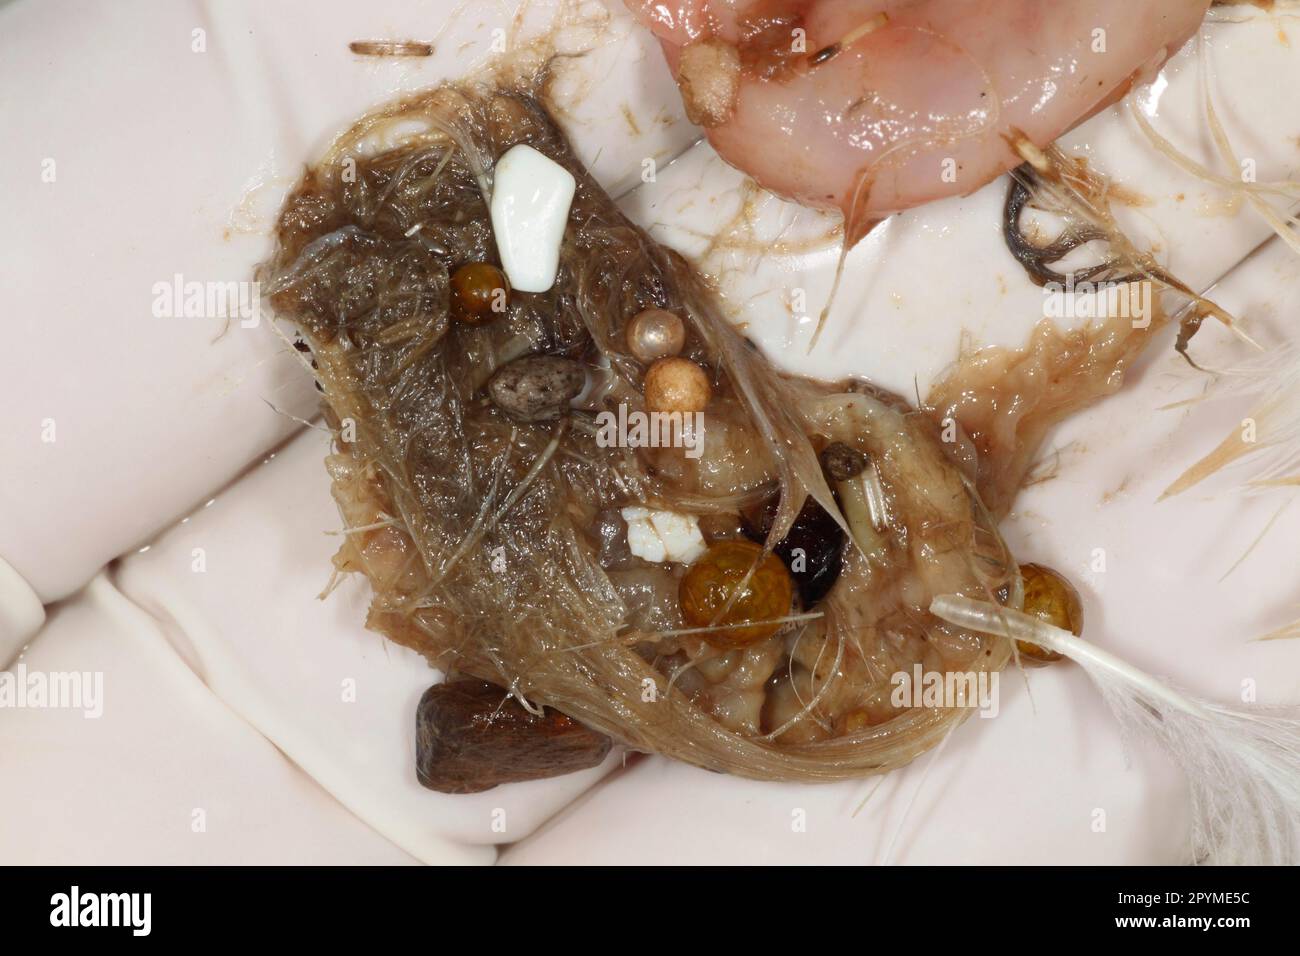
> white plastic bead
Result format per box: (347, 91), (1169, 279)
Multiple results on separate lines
(489, 144), (576, 293)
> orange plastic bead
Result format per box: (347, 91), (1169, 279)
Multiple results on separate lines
(451, 262), (510, 323)
(644, 357), (711, 414)
(1017, 562), (1083, 664)
(679, 540), (794, 648)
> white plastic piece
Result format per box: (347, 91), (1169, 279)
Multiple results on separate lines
(621, 507), (707, 565)
(489, 144), (576, 293)
(0, 555), (46, 665)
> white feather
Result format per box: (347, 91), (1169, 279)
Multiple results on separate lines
(1163, 344), (1300, 497)
(931, 594), (1300, 865)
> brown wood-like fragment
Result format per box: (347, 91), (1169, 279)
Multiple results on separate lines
(349, 40), (434, 57)
(416, 680), (612, 794)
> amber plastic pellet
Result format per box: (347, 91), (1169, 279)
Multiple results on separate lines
(451, 262), (510, 323)
(1017, 562), (1083, 664)
(679, 540), (794, 648)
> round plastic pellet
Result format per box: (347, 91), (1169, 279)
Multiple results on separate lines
(451, 262), (510, 323)
(679, 540), (794, 648)
(1017, 562), (1083, 664)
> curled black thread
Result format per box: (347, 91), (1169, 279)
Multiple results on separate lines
(1003, 163), (1209, 367)
(1002, 164), (1140, 288)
